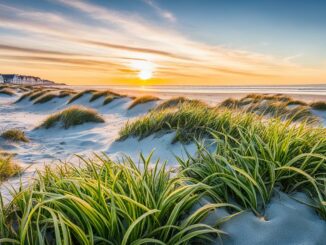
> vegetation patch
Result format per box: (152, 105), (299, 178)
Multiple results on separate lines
(39, 106), (105, 129)
(178, 121), (326, 218)
(310, 101), (326, 110)
(0, 88), (15, 96)
(67, 90), (97, 104)
(128, 95), (159, 110)
(0, 155), (233, 243)
(15, 91), (34, 103)
(103, 95), (119, 105)
(89, 90), (122, 102)
(1, 129), (29, 143)
(154, 96), (206, 111)
(0, 152), (21, 182)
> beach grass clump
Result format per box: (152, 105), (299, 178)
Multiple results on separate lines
(29, 90), (48, 101)
(219, 98), (239, 109)
(33, 91), (74, 104)
(0, 155), (231, 243)
(154, 97), (206, 111)
(178, 118), (326, 217)
(102, 95), (119, 105)
(120, 103), (257, 142)
(0, 88), (15, 96)
(14, 91), (34, 103)
(128, 95), (159, 110)
(89, 90), (121, 102)
(33, 92), (58, 104)
(67, 90), (97, 104)
(0, 153), (21, 182)
(1, 129), (29, 142)
(39, 106), (105, 129)
(310, 101), (326, 110)
(286, 100), (308, 106)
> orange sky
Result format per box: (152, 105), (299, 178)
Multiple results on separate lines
(0, 0), (326, 86)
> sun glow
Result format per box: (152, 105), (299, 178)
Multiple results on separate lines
(130, 60), (154, 80)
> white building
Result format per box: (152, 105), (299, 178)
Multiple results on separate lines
(1, 74), (54, 85)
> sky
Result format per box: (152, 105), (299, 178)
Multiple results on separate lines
(0, 0), (326, 86)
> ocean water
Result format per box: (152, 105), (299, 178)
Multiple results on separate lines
(67, 85), (326, 104)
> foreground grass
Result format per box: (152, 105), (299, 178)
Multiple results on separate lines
(128, 95), (159, 110)
(0, 153), (21, 182)
(0, 155), (232, 244)
(39, 106), (105, 129)
(1, 129), (29, 143)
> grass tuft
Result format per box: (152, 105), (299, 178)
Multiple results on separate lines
(310, 101), (326, 110)
(128, 95), (159, 110)
(154, 96), (206, 111)
(0, 153), (21, 182)
(89, 90), (121, 102)
(0, 88), (15, 96)
(103, 95), (118, 105)
(39, 106), (105, 129)
(67, 90), (97, 104)
(1, 129), (29, 142)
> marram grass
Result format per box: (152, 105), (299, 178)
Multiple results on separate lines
(0, 152), (21, 182)
(1, 129), (29, 143)
(128, 95), (159, 110)
(39, 106), (105, 129)
(0, 154), (234, 244)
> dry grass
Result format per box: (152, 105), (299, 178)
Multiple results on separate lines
(128, 95), (159, 110)
(219, 98), (239, 109)
(103, 95), (118, 105)
(0, 88), (15, 96)
(67, 90), (97, 104)
(287, 100), (308, 106)
(0, 153), (21, 182)
(89, 90), (121, 102)
(39, 106), (105, 129)
(1, 129), (29, 142)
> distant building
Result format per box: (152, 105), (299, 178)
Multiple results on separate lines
(0, 74), (56, 85)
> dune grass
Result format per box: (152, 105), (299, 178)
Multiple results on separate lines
(15, 91), (34, 103)
(0, 155), (232, 243)
(0, 153), (21, 182)
(89, 90), (122, 102)
(177, 119), (326, 217)
(29, 90), (48, 101)
(33, 91), (73, 104)
(310, 101), (326, 110)
(1, 129), (29, 143)
(0, 88), (15, 96)
(67, 90), (97, 104)
(286, 100), (308, 106)
(128, 95), (159, 110)
(103, 95), (119, 105)
(39, 106), (105, 129)
(154, 97), (206, 111)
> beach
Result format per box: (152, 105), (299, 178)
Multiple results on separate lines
(0, 84), (325, 244)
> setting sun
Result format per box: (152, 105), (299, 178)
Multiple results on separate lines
(130, 60), (154, 80)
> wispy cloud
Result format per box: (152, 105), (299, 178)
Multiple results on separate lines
(0, 0), (324, 85)
(143, 0), (176, 22)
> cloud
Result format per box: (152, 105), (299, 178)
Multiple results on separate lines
(143, 0), (176, 22)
